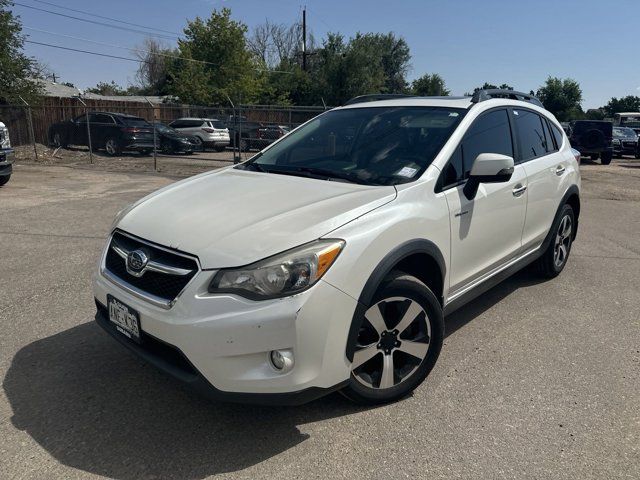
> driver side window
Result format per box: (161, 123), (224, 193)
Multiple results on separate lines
(438, 109), (513, 190)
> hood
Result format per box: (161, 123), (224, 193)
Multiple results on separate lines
(117, 167), (396, 268)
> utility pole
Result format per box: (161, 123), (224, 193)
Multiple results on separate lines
(302, 7), (307, 71)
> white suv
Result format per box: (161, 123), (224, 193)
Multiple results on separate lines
(168, 118), (230, 151)
(94, 90), (581, 405)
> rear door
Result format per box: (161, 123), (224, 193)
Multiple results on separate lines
(72, 114), (89, 146)
(512, 109), (567, 251)
(441, 108), (528, 295)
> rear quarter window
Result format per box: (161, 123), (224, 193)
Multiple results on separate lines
(513, 110), (547, 161)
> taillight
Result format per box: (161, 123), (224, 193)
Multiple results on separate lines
(571, 148), (581, 165)
(121, 127), (141, 133)
(202, 127), (215, 133)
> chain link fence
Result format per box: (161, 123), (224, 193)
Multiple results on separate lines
(0, 99), (327, 176)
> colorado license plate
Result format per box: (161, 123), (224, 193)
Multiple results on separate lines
(107, 295), (141, 343)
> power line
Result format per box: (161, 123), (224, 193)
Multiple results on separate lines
(25, 0), (181, 36)
(25, 40), (147, 63)
(24, 39), (295, 74)
(13, 2), (179, 40)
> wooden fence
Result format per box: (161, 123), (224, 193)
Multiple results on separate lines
(0, 97), (326, 147)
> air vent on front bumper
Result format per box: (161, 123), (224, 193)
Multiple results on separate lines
(103, 230), (199, 306)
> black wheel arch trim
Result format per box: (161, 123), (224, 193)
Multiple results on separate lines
(344, 239), (446, 362)
(541, 185), (580, 252)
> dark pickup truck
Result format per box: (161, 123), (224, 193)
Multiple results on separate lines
(568, 120), (613, 165)
(49, 112), (156, 156)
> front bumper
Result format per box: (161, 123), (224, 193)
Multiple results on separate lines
(93, 268), (358, 404)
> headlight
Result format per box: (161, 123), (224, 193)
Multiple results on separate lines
(613, 139), (621, 145)
(209, 239), (345, 299)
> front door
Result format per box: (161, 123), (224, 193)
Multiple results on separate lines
(438, 109), (528, 296)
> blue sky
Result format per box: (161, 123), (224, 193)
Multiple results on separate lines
(12, 0), (640, 108)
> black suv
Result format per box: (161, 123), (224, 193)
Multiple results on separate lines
(568, 120), (613, 165)
(49, 112), (156, 156)
(612, 127), (639, 158)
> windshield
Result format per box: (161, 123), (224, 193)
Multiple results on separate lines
(239, 106), (465, 185)
(155, 123), (175, 134)
(613, 127), (637, 138)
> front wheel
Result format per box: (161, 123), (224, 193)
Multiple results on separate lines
(536, 204), (575, 278)
(0, 175), (10, 186)
(51, 132), (67, 148)
(600, 152), (612, 165)
(341, 272), (444, 405)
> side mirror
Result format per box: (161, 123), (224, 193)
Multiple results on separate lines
(463, 153), (514, 199)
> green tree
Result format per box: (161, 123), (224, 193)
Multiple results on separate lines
(536, 77), (583, 121)
(411, 73), (450, 96)
(169, 8), (260, 104)
(0, 0), (42, 103)
(85, 80), (128, 96)
(603, 96), (640, 117)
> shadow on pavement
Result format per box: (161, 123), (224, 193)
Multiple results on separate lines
(4, 268), (545, 479)
(3, 321), (364, 479)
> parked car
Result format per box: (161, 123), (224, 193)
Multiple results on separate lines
(153, 123), (196, 154)
(225, 119), (264, 151)
(49, 112), (156, 156)
(255, 125), (291, 149)
(94, 90), (581, 406)
(612, 126), (638, 158)
(0, 121), (14, 186)
(567, 120), (613, 164)
(168, 118), (230, 151)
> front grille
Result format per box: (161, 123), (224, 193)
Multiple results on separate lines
(104, 231), (199, 304)
(623, 141), (636, 148)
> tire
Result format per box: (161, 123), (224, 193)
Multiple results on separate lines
(635, 152), (640, 159)
(192, 136), (205, 152)
(341, 272), (444, 405)
(581, 129), (607, 150)
(535, 204), (575, 279)
(239, 137), (250, 152)
(0, 175), (10, 186)
(600, 152), (612, 165)
(104, 137), (121, 156)
(51, 132), (67, 148)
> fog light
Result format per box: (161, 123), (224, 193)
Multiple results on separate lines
(269, 349), (294, 372)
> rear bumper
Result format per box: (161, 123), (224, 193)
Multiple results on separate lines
(94, 300), (348, 405)
(204, 140), (230, 148)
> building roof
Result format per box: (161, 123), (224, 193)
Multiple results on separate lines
(38, 79), (169, 105)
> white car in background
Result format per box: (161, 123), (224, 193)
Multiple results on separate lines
(168, 117), (230, 151)
(94, 90), (581, 405)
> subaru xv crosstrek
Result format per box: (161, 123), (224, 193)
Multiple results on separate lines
(94, 90), (581, 405)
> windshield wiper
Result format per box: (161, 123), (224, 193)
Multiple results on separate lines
(295, 166), (371, 184)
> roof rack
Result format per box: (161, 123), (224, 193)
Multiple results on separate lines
(344, 94), (417, 106)
(471, 89), (543, 108)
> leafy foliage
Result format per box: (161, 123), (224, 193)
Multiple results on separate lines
(0, 0), (42, 103)
(411, 73), (450, 96)
(536, 77), (583, 121)
(603, 96), (640, 117)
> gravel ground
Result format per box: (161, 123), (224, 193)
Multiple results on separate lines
(0, 158), (638, 479)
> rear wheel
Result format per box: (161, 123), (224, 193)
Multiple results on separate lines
(239, 138), (249, 152)
(601, 151), (612, 165)
(104, 137), (121, 156)
(52, 132), (67, 148)
(341, 272), (444, 405)
(536, 204), (575, 278)
(0, 175), (10, 186)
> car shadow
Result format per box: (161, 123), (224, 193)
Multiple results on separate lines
(4, 268), (545, 479)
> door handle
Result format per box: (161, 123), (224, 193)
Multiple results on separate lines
(555, 165), (566, 176)
(512, 184), (527, 197)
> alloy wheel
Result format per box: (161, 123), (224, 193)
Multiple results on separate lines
(53, 133), (61, 147)
(554, 214), (572, 268)
(105, 139), (117, 155)
(352, 296), (431, 389)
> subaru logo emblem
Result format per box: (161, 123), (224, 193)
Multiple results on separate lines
(127, 249), (148, 273)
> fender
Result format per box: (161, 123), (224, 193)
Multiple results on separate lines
(344, 239), (445, 361)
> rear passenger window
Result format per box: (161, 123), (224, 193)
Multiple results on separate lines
(542, 118), (556, 152)
(551, 123), (564, 148)
(438, 109), (513, 190)
(513, 110), (547, 161)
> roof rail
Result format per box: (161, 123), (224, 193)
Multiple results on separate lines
(344, 94), (417, 106)
(471, 89), (543, 108)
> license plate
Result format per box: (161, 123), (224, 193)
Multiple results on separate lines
(107, 295), (142, 343)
